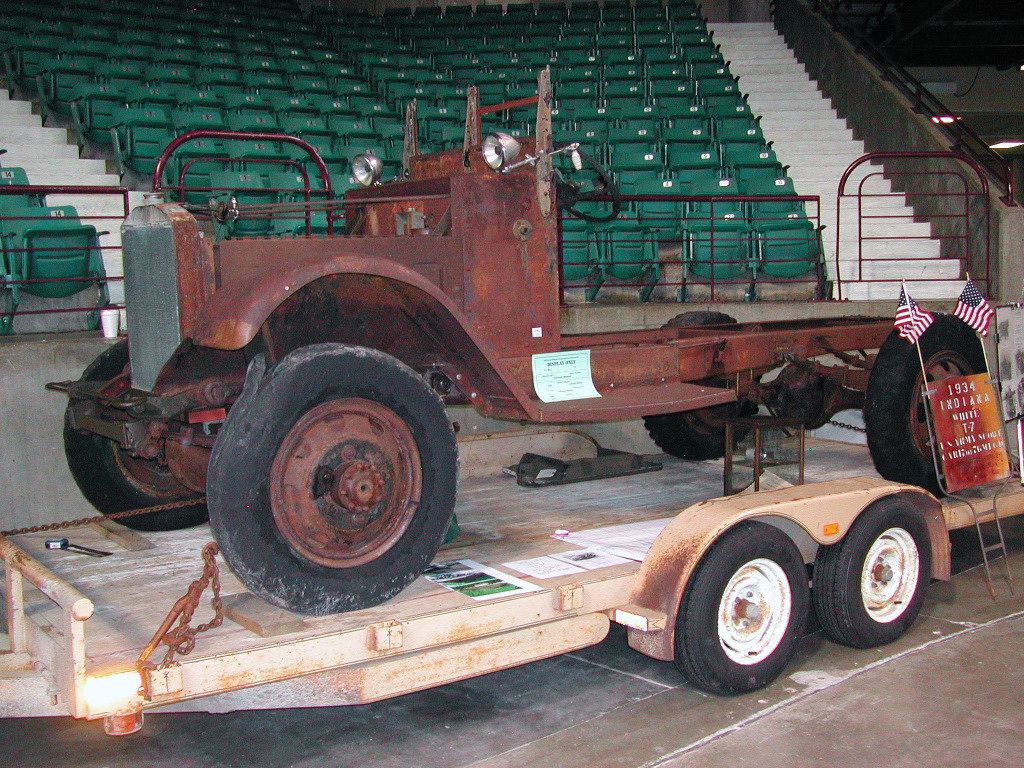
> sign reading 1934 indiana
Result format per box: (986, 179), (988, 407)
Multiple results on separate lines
(927, 373), (1010, 493)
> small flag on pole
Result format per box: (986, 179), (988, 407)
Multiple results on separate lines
(894, 284), (934, 344)
(954, 277), (993, 336)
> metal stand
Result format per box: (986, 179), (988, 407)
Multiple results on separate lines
(723, 415), (805, 496)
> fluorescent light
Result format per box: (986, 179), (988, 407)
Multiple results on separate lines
(931, 116), (958, 124)
(991, 141), (1024, 150)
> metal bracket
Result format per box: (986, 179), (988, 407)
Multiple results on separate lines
(512, 449), (662, 488)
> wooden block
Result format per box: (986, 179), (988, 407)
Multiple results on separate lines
(87, 520), (154, 551)
(366, 620), (404, 651)
(555, 583), (584, 611)
(221, 593), (306, 637)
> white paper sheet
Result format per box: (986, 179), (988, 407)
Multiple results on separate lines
(503, 556), (586, 579)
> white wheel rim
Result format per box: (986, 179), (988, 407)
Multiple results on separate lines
(717, 558), (793, 665)
(860, 527), (919, 623)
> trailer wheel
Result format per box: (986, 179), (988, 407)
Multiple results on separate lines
(812, 497), (931, 649)
(64, 340), (208, 531)
(207, 344), (458, 615)
(674, 521), (809, 695)
(645, 312), (754, 460)
(864, 314), (985, 495)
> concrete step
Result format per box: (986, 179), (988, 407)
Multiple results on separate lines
(0, 143), (81, 161)
(2, 157), (111, 176)
(5, 172), (121, 186)
(0, 125), (68, 144)
(833, 257), (959, 281)
(841, 280), (963, 300)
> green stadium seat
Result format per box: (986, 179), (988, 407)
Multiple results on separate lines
(70, 83), (125, 148)
(0, 167), (44, 208)
(208, 170), (277, 238)
(110, 106), (176, 176)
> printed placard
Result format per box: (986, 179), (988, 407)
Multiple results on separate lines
(531, 350), (601, 403)
(927, 373), (1010, 492)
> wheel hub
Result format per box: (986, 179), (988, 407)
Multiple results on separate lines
(718, 559), (792, 665)
(861, 527), (919, 623)
(270, 398), (422, 569)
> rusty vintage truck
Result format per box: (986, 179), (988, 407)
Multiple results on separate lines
(53, 75), (985, 620)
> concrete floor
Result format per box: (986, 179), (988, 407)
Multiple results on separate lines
(4, 520), (1024, 768)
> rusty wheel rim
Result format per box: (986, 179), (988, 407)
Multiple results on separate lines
(108, 442), (192, 498)
(270, 398), (422, 568)
(909, 350), (974, 460)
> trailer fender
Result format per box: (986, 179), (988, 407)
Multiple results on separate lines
(625, 476), (946, 661)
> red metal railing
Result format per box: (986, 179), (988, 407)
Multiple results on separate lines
(835, 152), (992, 300)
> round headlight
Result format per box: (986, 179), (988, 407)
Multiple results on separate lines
(481, 132), (521, 171)
(351, 153), (384, 187)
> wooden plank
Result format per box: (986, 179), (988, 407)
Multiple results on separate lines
(221, 594), (306, 638)
(87, 520), (154, 552)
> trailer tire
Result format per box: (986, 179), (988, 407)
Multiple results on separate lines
(812, 497), (931, 649)
(207, 344), (458, 615)
(64, 340), (209, 531)
(864, 314), (985, 495)
(645, 312), (753, 460)
(674, 521), (809, 695)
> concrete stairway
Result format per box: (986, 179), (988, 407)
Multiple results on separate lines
(710, 22), (963, 301)
(0, 88), (137, 309)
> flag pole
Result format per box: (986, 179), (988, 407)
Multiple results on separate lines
(964, 271), (994, 375)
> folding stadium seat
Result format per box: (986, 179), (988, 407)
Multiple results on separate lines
(330, 117), (381, 145)
(704, 93), (753, 119)
(645, 49), (686, 68)
(36, 58), (97, 119)
(279, 114), (334, 144)
(683, 44), (725, 66)
(69, 83), (125, 148)
(609, 143), (664, 189)
(608, 124), (660, 146)
(697, 76), (739, 98)
(172, 106), (227, 133)
(665, 140), (720, 182)
(721, 142), (783, 187)
(289, 74), (335, 99)
(682, 177), (753, 281)
(145, 63), (193, 87)
(691, 61), (731, 80)
(632, 177), (687, 234)
(175, 88), (224, 111)
(123, 83), (178, 112)
(661, 116), (711, 144)
(0, 203), (107, 332)
(604, 80), (645, 101)
(649, 80), (696, 102)
(244, 72), (292, 99)
(238, 55), (285, 77)
(0, 167), (44, 208)
(715, 115), (764, 144)
(559, 217), (605, 299)
(755, 219), (822, 280)
(2, 35), (60, 96)
(195, 68), (245, 92)
(110, 106), (176, 177)
(303, 94), (358, 121)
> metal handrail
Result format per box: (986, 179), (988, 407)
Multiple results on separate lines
(809, 0), (1016, 206)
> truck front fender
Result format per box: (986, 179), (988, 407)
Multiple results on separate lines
(625, 477), (946, 661)
(189, 253), (536, 420)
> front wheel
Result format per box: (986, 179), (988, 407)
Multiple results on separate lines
(207, 344), (458, 615)
(674, 521), (810, 694)
(64, 340), (208, 531)
(812, 497), (931, 649)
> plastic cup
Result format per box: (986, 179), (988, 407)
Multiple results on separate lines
(118, 307), (128, 335)
(100, 308), (120, 338)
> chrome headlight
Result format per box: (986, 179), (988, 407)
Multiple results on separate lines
(481, 132), (521, 171)
(351, 153), (384, 186)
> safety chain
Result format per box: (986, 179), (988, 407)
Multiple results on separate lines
(828, 419), (868, 434)
(137, 541), (223, 700)
(0, 497), (206, 538)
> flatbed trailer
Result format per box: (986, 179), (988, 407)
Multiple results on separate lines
(0, 438), (1018, 735)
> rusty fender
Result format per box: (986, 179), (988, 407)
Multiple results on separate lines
(188, 253), (537, 420)
(626, 477), (947, 661)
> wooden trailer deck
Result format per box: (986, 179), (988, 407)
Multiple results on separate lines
(0, 437), (1019, 727)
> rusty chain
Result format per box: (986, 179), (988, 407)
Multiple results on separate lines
(0, 497), (206, 538)
(828, 419), (868, 434)
(137, 541), (223, 700)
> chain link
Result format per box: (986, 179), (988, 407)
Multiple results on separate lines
(0, 497), (206, 538)
(828, 419), (868, 434)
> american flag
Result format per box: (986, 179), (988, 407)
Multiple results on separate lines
(954, 277), (993, 336)
(894, 284), (934, 344)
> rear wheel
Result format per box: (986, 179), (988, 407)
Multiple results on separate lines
(674, 521), (810, 694)
(812, 497), (931, 648)
(64, 340), (208, 531)
(645, 311), (754, 460)
(865, 314), (985, 495)
(207, 344), (458, 615)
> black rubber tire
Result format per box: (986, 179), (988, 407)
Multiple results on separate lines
(645, 311), (754, 460)
(864, 314), (985, 496)
(674, 521), (810, 695)
(63, 340), (209, 531)
(812, 496), (931, 649)
(206, 344), (458, 615)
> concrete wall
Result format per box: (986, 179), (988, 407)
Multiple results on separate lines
(0, 335), (115, 529)
(773, 0), (1024, 303)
